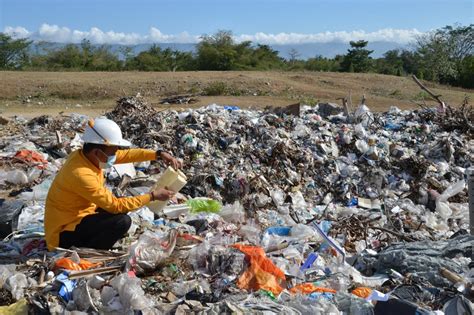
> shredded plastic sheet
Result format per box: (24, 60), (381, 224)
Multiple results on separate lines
(289, 283), (336, 294)
(54, 257), (101, 271)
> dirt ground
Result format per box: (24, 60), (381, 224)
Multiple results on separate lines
(0, 71), (472, 118)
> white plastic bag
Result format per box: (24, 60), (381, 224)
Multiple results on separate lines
(110, 274), (150, 311)
(18, 177), (53, 201)
(4, 170), (28, 185)
(354, 104), (374, 127)
(4, 273), (28, 300)
(354, 123), (367, 138)
(270, 188), (286, 206)
(219, 201), (246, 223)
(290, 223), (318, 241)
(0, 265), (16, 287)
(436, 180), (466, 219)
(355, 140), (369, 154)
(126, 229), (178, 275)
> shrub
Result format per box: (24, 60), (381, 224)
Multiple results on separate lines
(203, 81), (228, 96)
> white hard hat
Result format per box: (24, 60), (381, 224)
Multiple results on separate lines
(82, 117), (131, 147)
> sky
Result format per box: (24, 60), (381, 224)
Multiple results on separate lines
(1, 0), (473, 45)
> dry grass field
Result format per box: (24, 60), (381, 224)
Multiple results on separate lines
(0, 71), (472, 117)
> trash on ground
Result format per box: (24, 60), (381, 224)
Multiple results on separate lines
(0, 95), (472, 313)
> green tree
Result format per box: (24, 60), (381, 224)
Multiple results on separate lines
(133, 45), (165, 71)
(130, 45), (195, 71)
(46, 44), (83, 69)
(251, 44), (284, 69)
(0, 33), (32, 69)
(120, 46), (135, 70)
(196, 30), (237, 70)
(305, 55), (340, 72)
(415, 24), (473, 85)
(80, 39), (93, 68)
(88, 45), (122, 71)
(458, 55), (474, 88)
(340, 40), (373, 73)
(399, 50), (421, 75)
(160, 48), (196, 71)
(396, 66), (403, 76)
(348, 63), (354, 73)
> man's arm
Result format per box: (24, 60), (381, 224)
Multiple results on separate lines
(116, 148), (183, 170)
(115, 149), (157, 164)
(74, 171), (152, 214)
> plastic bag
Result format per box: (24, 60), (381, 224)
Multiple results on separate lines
(188, 240), (211, 271)
(127, 229), (178, 275)
(54, 257), (101, 271)
(110, 274), (150, 311)
(187, 198), (222, 213)
(100, 286), (123, 312)
(14, 149), (48, 169)
(0, 299), (28, 315)
(0, 264), (16, 287)
(4, 273), (29, 300)
(289, 283), (336, 295)
(290, 191), (307, 210)
(16, 204), (45, 232)
(351, 287), (372, 298)
(18, 178), (53, 201)
(3, 170), (28, 185)
(355, 140), (369, 154)
(232, 244), (286, 295)
(219, 201), (245, 223)
(237, 220), (261, 245)
(354, 123), (367, 138)
(290, 224), (318, 241)
(436, 180), (466, 219)
(170, 280), (198, 297)
(0, 200), (24, 238)
(270, 188), (286, 206)
(354, 104), (374, 127)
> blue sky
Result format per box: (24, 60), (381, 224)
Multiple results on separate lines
(1, 0), (472, 44)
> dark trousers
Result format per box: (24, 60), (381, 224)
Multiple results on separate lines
(59, 209), (131, 250)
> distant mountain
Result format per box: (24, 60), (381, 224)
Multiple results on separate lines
(272, 41), (410, 59)
(29, 41), (410, 60)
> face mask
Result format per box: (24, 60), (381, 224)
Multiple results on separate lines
(98, 150), (116, 169)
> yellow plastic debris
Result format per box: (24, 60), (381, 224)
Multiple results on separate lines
(0, 298), (28, 315)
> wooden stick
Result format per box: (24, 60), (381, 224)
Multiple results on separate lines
(55, 130), (62, 146)
(68, 266), (122, 279)
(369, 226), (415, 242)
(439, 267), (464, 284)
(412, 75), (445, 108)
(337, 97), (349, 116)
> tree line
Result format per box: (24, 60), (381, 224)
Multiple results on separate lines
(1, 24), (472, 88)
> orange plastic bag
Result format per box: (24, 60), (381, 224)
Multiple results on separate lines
(54, 257), (101, 271)
(289, 283), (336, 294)
(14, 150), (48, 169)
(352, 287), (373, 298)
(232, 244), (286, 295)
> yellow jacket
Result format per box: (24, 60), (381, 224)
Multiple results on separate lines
(44, 148), (157, 250)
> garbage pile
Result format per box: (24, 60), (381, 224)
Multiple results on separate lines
(0, 96), (473, 314)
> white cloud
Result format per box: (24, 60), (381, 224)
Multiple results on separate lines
(147, 28), (198, 43)
(3, 24), (422, 45)
(3, 26), (30, 38)
(235, 29), (422, 44)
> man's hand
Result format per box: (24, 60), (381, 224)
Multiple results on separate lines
(159, 151), (183, 170)
(151, 187), (176, 201)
